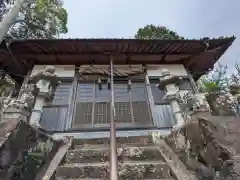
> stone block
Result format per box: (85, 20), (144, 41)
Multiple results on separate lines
(66, 146), (165, 163)
(56, 161), (171, 179)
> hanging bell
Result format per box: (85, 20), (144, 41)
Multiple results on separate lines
(97, 77), (102, 90)
(128, 79), (132, 90)
(107, 77), (111, 90)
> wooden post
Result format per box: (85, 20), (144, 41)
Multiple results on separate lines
(109, 56), (118, 180)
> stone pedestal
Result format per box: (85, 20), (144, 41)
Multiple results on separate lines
(3, 83), (36, 122)
(4, 101), (29, 121)
(29, 66), (58, 127)
(30, 96), (45, 127)
(157, 69), (183, 129)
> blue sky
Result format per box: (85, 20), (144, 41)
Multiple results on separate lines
(62, 0), (239, 73)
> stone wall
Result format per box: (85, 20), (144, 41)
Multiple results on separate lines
(0, 119), (61, 180)
(165, 113), (240, 179)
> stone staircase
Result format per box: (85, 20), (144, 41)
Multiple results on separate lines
(54, 135), (179, 180)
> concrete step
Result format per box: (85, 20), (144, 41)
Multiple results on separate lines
(72, 135), (154, 148)
(56, 161), (171, 179)
(56, 178), (175, 180)
(66, 145), (165, 163)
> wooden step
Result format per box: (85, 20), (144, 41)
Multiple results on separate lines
(56, 161), (171, 179)
(66, 145), (165, 163)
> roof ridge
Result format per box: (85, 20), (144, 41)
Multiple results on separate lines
(7, 36), (236, 43)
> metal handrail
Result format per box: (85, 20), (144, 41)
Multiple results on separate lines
(109, 56), (118, 180)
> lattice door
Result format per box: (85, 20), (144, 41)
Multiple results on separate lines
(71, 81), (152, 129)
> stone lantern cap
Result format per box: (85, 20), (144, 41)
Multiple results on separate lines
(229, 84), (240, 96)
(157, 69), (182, 90)
(29, 66), (59, 100)
(30, 66), (58, 87)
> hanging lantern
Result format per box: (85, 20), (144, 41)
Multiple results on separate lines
(107, 77), (111, 90)
(128, 79), (132, 90)
(97, 77), (102, 90)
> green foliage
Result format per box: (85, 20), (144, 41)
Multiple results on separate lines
(230, 63), (240, 84)
(197, 63), (229, 95)
(12, 142), (53, 180)
(2, 0), (68, 40)
(135, 24), (184, 40)
(197, 64), (238, 116)
(0, 0), (68, 101)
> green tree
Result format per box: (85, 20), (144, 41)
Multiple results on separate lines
(135, 24), (184, 40)
(1, 0), (68, 40)
(0, 0), (68, 100)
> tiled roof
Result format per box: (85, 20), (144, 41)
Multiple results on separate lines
(0, 37), (236, 82)
(9, 38), (234, 55)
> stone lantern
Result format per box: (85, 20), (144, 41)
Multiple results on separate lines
(157, 69), (184, 129)
(29, 66), (59, 127)
(229, 84), (240, 103)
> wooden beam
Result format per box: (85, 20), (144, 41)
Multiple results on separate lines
(15, 54), (195, 65)
(185, 54), (202, 69)
(32, 60), (185, 66)
(17, 51), (202, 56)
(7, 44), (25, 74)
(185, 47), (222, 69)
(161, 54), (167, 62)
(125, 53), (130, 64)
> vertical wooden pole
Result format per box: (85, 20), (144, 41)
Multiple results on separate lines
(109, 55), (118, 180)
